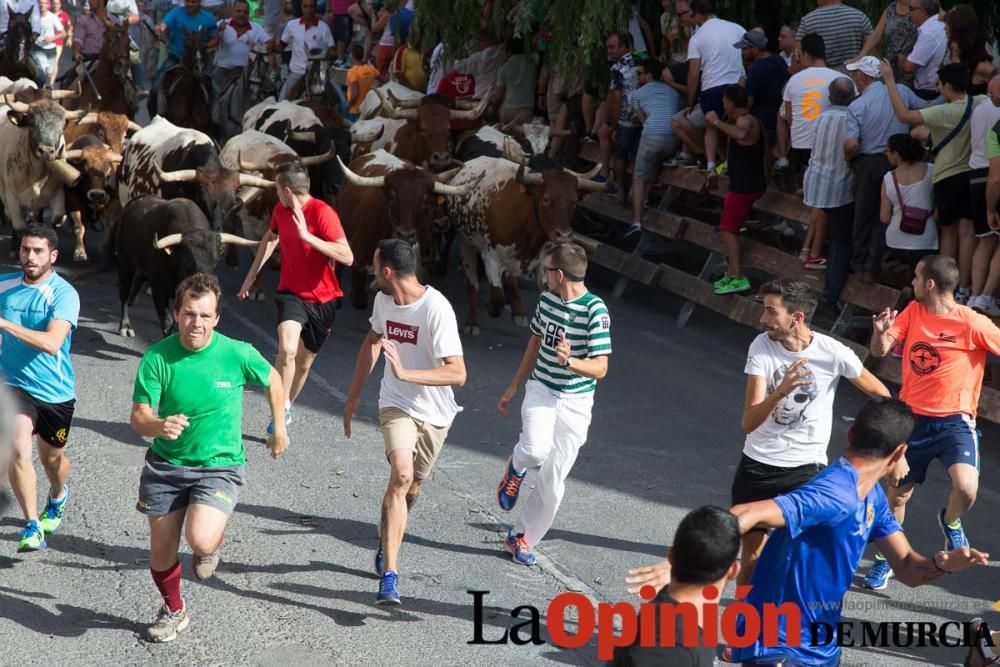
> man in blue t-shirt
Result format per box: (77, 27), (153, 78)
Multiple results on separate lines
(731, 398), (989, 666)
(0, 225), (80, 553)
(151, 0), (219, 111)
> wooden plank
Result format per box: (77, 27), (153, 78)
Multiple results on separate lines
(577, 143), (810, 225)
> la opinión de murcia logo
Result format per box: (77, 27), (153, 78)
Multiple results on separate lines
(467, 588), (997, 660)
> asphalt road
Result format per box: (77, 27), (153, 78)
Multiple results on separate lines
(0, 225), (998, 667)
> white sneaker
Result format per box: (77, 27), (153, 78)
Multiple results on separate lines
(970, 295), (1000, 317)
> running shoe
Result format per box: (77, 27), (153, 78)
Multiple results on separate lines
(938, 508), (969, 551)
(17, 519), (47, 552)
(193, 551), (220, 580)
(804, 256), (828, 271)
(266, 406), (292, 436)
(970, 295), (1000, 318)
(956, 287), (972, 305)
(665, 153), (697, 167)
(715, 276), (751, 295)
(374, 544), (384, 577)
(713, 274), (732, 289)
(966, 618), (1000, 666)
(376, 570), (401, 605)
(147, 602), (189, 643)
(497, 456), (526, 511)
(504, 529), (536, 566)
(38, 485), (71, 535)
(623, 222), (642, 238)
(860, 558), (893, 590)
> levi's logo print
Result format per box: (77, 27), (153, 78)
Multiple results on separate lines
(909, 342), (940, 376)
(386, 320), (419, 345)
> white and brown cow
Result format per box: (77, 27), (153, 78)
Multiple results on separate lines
(447, 156), (605, 335)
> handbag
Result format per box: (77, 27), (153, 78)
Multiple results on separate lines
(891, 171), (932, 235)
(928, 95), (974, 158)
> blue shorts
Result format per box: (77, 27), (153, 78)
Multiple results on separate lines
(698, 84), (728, 118)
(900, 414), (980, 486)
(741, 656), (840, 667)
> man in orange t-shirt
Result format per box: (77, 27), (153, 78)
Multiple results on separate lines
(346, 43), (381, 121)
(865, 255), (1000, 590)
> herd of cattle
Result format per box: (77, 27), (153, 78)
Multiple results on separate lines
(0, 69), (606, 339)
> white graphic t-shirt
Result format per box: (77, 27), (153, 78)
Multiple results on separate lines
(369, 286), (464, 427)
(743, 331), (864, 467)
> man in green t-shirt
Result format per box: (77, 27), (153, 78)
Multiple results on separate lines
(130, 273), (288, 643)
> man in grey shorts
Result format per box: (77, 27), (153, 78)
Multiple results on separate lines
(130, 273), (288, 643)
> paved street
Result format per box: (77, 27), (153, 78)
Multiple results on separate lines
(0, 229), (998, 667)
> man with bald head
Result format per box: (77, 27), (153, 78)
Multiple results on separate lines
(970, 74), (1000, 315)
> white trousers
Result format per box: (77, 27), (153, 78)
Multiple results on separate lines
(512, 380), (594, 548)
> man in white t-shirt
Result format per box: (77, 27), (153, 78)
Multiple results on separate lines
(900, 0), (947, 100)
(273, 0), (334, 101)
(968, 74), (1000, 316)
(670, 0), (744, 185)
(343, 239), (466, 606)
(214, 0), (268, 88)
(735, 279), (889, 585)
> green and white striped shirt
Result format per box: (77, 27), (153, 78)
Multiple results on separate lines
(529, 290), (612, 394)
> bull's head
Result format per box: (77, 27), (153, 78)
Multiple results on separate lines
(64, 145), (124, 207)
(376, 90), (490, 169)
(153, 229), (259, 279)
(74, 111), (143, 154)
(5, 98), (68, 163)
(238, 144), (338, 172)
(156, 160), (275, 230)
(515, 161), (606, 243)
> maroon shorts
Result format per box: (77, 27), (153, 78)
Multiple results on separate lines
(719, 191), (764, 234)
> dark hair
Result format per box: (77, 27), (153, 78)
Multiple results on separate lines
(232, 0), (249, 7)
(505, 37), (523, 55)
(938, 62), (969, 93)
(800, 32), (826, 61)
(671, 506), (740, 584)
(21, 223), (58, 251)
(722, 83), (748, 109)
(950, 25), (989, 74)
(173, 272), (222, 316)
(919, 0), (940, 14)
(918, 254), (960, 293)
(546, 242), (588, 281)
(758, 279), (817, 318)
(276, 161), (310, 194)
(351, 42), (364, 61)
(887, 133), (925, 162)
(690, 0), (716, 16)
(378, 238), (417, 276)
(607, 30), (632, 50)
(639, 57), (661, 81)
(847, 398), (914, 459)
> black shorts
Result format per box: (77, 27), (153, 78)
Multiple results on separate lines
(970, 168), (995, 237)
(730, 453), (824, 506)
(613, 125), (641, 161)
(11, 386), (75, 448)
(331, 14), (352, 44)
(275, 291), (337, 353)
(934, 171), (973, 226)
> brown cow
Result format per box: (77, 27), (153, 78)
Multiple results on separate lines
(64, 111), (142, 154)
(446, 156), (605, 335)
(63, 135), (123, 261)
(335, 149), (481, 309)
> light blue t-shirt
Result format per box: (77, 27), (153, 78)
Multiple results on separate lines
(162, 6), (218, 59)
(631, 81), (680, 139)
(0, 271), (79, 403)
(732, 458), (901, 665)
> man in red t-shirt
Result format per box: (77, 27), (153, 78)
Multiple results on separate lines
(238, 162), (354, 434)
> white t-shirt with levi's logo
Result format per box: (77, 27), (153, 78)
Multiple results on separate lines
(370, 286), (464, 427)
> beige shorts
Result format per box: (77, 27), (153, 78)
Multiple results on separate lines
(379, 407), (450, 480)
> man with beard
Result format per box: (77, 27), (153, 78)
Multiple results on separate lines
(131, 273), (288, 642)
(342, 239), (466, 606)
(735, 279), (888, 585)
(0, 225), (80, 552)
(863, 254), (1000, 589)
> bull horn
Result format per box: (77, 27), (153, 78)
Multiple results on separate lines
(155, 164), (198, 183)
(433, 172), (481, 196)
(48, 158), (82, 186)
(63, 109), (86, 121)
(386, 88), (420, 108)
(154, 232), (184, 250)
(50, 86), (79, 100)
(238, 151), (272, 172)
(299, 145), (338, 167)
(501, 137), (523, 163)
(289, 131), (316, 142)
(127, 120), (143, 133)
(62, 149), (84, 160)
(565, 163), (602, 180)
(237, 186), (263, 206)
(575, 174), (609, 192)
(515, 161), (543, 186)
(2, 95), (28, 113)
(454, 99), (480, 110)
(337, 156), (385, 188)
(450, 96), (490, 120)
(77, 112), (99, 126)
(434, 166), (463, 183)
(219, 232), (260, 247)
(351, 123), (384, 144)
(385, 105), (418, 120)
(238, 173), (275, 188)
(107, 151), (124, 162)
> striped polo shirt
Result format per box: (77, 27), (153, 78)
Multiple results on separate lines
(529, 290), (612, 394)
(795, 4), (872, 69)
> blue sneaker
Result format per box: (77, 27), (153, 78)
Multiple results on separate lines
(938, 509), (969, 551)
(376, 570), (400, 605)
(496, 456), (526, 512)
(17, 519), (47, 552)
(504, 529), (536, 566)
(38, 485), (71, 535)
(374, 545), (384, 577)
(860, 558), (893, 590)
(266, 406), (292, 435)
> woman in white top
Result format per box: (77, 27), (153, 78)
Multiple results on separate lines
(880, 133), (938, 275)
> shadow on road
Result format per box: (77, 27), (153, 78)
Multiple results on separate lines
(0, 591), (142, 637)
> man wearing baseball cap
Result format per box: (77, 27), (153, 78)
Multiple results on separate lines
(734, 30), (788, 143)
(834, 54), (925, 298)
